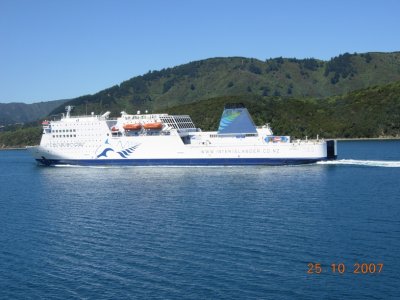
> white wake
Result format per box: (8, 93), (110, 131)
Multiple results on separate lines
(317, 159), (400, 168)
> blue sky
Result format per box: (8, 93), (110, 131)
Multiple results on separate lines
(1, 0), (399, 103)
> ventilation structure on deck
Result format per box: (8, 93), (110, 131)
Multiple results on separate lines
(217, 103), (257, 135)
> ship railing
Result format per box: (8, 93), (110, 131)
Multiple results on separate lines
(58, 114), (118, 121)
(293, 138), (325, 145)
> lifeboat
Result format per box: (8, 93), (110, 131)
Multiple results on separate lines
(42, 120), (49, 125)
(111, 126), (119, 132)
(123, 123), (142, 131)
(143, 122), (163, 130)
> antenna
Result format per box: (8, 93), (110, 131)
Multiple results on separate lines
(65, 106), (74, 118)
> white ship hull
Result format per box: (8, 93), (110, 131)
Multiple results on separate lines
(28, 105), (337, 166)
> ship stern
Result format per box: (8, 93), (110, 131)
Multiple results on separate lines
(326, 140), (337, 160)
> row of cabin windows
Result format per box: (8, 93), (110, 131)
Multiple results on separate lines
(53, 135), (77, 138)
(53, 129), (76, 133)
(52, 134), (106, 138)
(209, 133), (258, 138)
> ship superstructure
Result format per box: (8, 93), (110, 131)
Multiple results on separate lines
(28, 104), (337, 166)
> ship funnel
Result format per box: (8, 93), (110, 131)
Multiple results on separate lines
(217, 103), (257, 134)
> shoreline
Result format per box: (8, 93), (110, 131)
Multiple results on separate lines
(0, 147), (27, 150)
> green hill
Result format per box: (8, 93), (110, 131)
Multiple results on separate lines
(0, 99), (67, 126)
(1, 81), (399, 148)
(50, 52), (400, 116)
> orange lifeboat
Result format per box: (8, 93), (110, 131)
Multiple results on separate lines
(143, 122), (163, 130)
(123, 123), (142, 131)
(42, 120), (49, 125)
(111, 126), (119, 132)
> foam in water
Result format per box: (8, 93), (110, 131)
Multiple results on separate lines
(317, 159), (400, 168)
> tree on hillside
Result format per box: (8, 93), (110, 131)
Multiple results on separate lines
(324, 53), (357, 83)
(248, 64), (262, 74)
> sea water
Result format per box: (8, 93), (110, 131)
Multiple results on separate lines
(0, 140), (399, 299)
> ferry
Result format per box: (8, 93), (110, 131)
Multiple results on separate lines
(28, 104), (337, 166)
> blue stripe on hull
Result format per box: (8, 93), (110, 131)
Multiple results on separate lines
(36, 157), (327, 166)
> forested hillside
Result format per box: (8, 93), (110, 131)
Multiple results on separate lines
(49, 52), (400, 116)
(0, 99), (67, 126)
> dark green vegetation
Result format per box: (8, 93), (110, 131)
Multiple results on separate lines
(0, 124), (42, 148)
(1, 52), (399, 147)
(0, 99), (67, 126)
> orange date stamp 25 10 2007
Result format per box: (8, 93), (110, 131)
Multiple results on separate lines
(307, 262), (384, 274)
